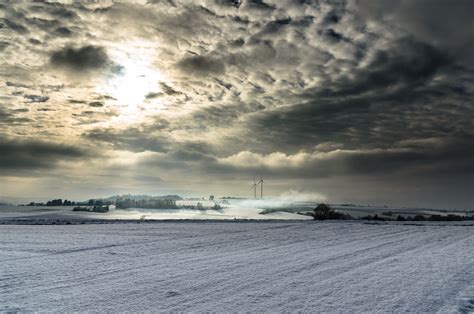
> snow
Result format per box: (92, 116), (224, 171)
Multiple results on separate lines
(1, 221), (473, 312)
(0, 204), (312, 221)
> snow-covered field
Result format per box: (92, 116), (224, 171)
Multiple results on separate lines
(0, 204), (311, 221)
(1, 221), (473, 312)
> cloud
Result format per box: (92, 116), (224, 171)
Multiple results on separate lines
(176, 55), (226, 76)
(174, 102), (265, 131)
(0, 41), (9, 51)
(353, 0), (474, 63)
(24, 94), (49, 103)
(313, 38), (451, 97)
(88, 101), (104, 107)
(83, 123), (171, 153)
(0, 1), (473, 207)
(54, 27), (74, 37)
(215, 136), (474, 178)
(1, 18), (28, 34)
(0, 108), (31, 124)
(101, 135), (473, 185)
(49, 45), (111, 72)
(0, 137), (95, 173)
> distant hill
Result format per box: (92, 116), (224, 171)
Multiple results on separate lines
(100, 194), (183, 202)
(154, 195), (183, 201)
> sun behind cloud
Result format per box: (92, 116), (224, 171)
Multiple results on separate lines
(98, 40), (167, 123)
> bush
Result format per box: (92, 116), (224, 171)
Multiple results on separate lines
(361, 214), (385, 221)
(312, 203), (353, 220)
(115, 198), (177, 209)
(396, 215), (406, 221)
(413, 215), (426, 221)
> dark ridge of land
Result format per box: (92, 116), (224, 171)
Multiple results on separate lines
(1, 217), (473, 227)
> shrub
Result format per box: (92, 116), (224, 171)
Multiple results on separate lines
(361, 214), (385, 221)
(413, 215), (426, 221)
(396, 215), (406, 221)
(312, 203), (353, 220)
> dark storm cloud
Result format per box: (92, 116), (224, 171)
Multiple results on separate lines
(307, 38), (451, 98)
(244, 99), (371, 153)
(355, 0), (474, 63)
(0, 137), (94, 172)
(243, 85), (473, 156)
(50, 45), (111, 72)
(176, 55), (226, 76)
(231, 31), (469, 155)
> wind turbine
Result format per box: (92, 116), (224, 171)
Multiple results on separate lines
(251, 177), (258, 199)
(258, 176), (264, 198)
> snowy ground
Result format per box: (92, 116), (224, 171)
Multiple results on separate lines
(0, 204), (311, 221)
(1, 202), (470, 223)
(1, 221), (473, 312)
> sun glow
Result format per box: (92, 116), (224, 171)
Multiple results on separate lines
(98, 41), (167, 123)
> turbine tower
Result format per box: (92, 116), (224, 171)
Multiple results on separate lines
(258, 176), (264, 198)
(251, 177), (258, 199)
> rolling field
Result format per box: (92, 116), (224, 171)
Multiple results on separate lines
(1, 221), (473, 312)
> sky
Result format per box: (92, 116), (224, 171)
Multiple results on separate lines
(0, 0), (473, 209)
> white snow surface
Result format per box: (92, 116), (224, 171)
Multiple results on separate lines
(1, 221), (473, 313)
(0, 204), (312, 221)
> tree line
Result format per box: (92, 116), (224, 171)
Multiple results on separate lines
(309, 204), (474, 222)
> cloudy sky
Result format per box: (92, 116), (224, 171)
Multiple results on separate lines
(1, 0), (473, 208)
